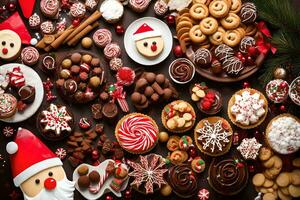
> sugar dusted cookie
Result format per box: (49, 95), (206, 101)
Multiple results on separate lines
(133, 23), (164, 59)
(0, 30), (22, 61)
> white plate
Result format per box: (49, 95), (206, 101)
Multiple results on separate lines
(73, 160), (129, 200)
(124, 17), (173, 66)
(0, 63), (44, 123)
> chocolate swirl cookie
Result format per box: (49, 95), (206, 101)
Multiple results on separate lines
(208, 158), (248, 196)
(168, 164), (198, 198)
(169, 58), (195, 84)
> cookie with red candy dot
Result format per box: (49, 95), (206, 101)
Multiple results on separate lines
(2, 126), (14, 137)
(55, 147), (67, 160)
(79, 117), (91, 129)
(198, 188), (209, 200)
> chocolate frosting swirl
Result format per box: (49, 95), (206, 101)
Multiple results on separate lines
(40, 0), (59, 16)
(209, 158), (248, 196)
(93, 29), (112, 48)
(21, 47), (39, 65)
(168, 165), (198, 198)
(170, 58), (194, 83)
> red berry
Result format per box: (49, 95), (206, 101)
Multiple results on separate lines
(72, 18), (81, 27)
(243, 82), (250, 88)
(206, 92), (215, 99)
(115, 25), (125, 35)
(173, 45), (183, 58)
(202, 101), (212, 110)
(246, 55), (255, 66)
(166, 15), (175, 25)
(248, 46), (257, 57)
(280, 105), (286, 112)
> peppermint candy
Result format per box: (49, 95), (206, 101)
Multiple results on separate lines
(9, 67), (25, 88)
(55, 148), (67, 160)
(198, 188), (209, 200)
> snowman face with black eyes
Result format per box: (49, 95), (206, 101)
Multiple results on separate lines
(133, 23), (164, 59)
(0, 30), (22, 61)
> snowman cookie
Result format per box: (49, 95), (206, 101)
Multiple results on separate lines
(133, 23), (164, 59)
(0, 30), (22, 61)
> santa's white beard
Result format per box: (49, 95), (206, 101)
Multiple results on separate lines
(23, 178), (75, 200)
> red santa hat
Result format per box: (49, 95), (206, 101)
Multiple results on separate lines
(6, 128), (62, 187)
(133, 23), (161, 41)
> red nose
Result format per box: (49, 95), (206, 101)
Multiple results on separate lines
(44, 178), (57, 190)
(151, 44), (157, 52)
(2, 48), (8, 54)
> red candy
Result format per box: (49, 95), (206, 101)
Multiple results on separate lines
(201, 101), (212, 110)
(2, 126), (14, 137)
(9, 67), (25, 88)
(80, 63), (90, 73)
(198, 188), (209, 200)
(79, 117), (91, 129)
(55, 148), (67, 160)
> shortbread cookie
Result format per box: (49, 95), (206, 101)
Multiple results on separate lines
(199, 17), (218, 35)
(293, 158), (300, 168)
(263, 192), (277, 200)
(276, 173), (290, 187)
(223, 30), (242, 47)
(230, 0), (242, 13)
(189, 25), (207, 43)
(189, 3), (209, 20)
(278, 189), (292, 200)
(259, 147), (273, 161)
(209, 0), (230, 18)
(220, 13), (241, 30)
(288, 185), (300, 198)
(253, 173), (266, 187)
(209, 27), (225, 45)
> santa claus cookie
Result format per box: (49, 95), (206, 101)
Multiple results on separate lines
(133, 23), (164, 59)
(0, 30), (22, 61)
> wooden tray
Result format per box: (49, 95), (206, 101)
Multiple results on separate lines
(195, 52), (265, 83)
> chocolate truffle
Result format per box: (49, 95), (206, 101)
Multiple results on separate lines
(91, 103), (102, 120)
(222, 56), (244, 76)
(70, 53), (81, 64)
(91, 58), (100, 67)
(78, 175), (90, 189)
(74, 91), (85, 103)
(240, 2), (257, 24)
(99, 92), (109, 101)
(102, 102), (118, 120)
(194, 48), (212, 67)
(63, 79), (78, 95)
(62, 59), (72, 69)
(81, 37), (93, 49)
(60, 69), (71, 79)
(18, 85), (35, 104)
(89, 76), (101, 88)
(156, 74), (166, 85)
(131, 92), (142, 104)
(163, 88), (173, 100)
(144, 86), (154, 97)
(135, 78), (148, 91)
(82, 54), (92, 64)
(239, 36), (256, 54)
(77, 165), (89, 176)
(89, 170), (100, 183)
(145, 72), (156, 83)
(71, 65), (80, 74)
(211, 60), (223, 74)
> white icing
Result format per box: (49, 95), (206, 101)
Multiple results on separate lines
(230, 91), (265, 126)
(267, 116), (300, 154)
(100, 0), (124, 22)
(237, 137), (262, 160)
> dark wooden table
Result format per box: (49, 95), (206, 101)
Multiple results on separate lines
(0, 0), (300, 200)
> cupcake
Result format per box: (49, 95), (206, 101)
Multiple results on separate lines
(228, 88), (268, 129)
(194, 117), (233, 157)
(128, 0), (151, 13)
(115, 113), (159, 154)
(161, 100), (196, 133)
(40, 0), (60, 18)
(265, 79), (289, 103)
(265, 113), (300, 155)
(37, 104), (74, 141)
(289, 76), (300, 106)
(190, 83), (222, 115)
(100, 0), (124, 23)
(92, 28), (112, 48)
(0, 93), (17, 119)
(127, 154), (167, 194)
(208, 157), (248, 196)
(169, 58), (195, 84)
(21, 46), (39, 66)
(168, 164), (198, 198)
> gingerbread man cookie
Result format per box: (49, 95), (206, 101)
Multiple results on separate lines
(0, 30), (22, 61)
(133, 23), (164, 59)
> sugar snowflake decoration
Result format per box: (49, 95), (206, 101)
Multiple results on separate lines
(197, 120), (231, 152)
(127, 154), (168, 194)
(237, 137), (262, 160)
(41, 104), (72, 135)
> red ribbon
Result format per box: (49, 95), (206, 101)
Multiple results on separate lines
(256, 21), (277, 55)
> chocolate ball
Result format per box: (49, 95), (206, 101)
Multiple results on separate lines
(71, 65), (80, 74)
(82, 54), (93, 64)
(74, 91), (85, 103)
(88, 170), (100, 183)
(91, 58), (100, 67)
(62, 59), (72, 69)
(64, 79), (78, 95)
(100, 92), (109, 101)
(131, 92), (142, 104)
(140, 94), (147, 104)
(77, 175), (90, 189)
(70, 53), (82, 64)
(144, 86), (154, 97)
(145, 72), (156, 83)
(156, 74), (165, 85)
(89, 76), (101, 88)
(79, 82), (87, 91)
(135, 78), (148, 91)
(163, 88), (173, 100)
(211, 60), (223, 74)
(164, 79), (170, 88)
(60, 69), (71, 79)
(81, 37), (93, 49)
(77, 165), (89, 176)
(92, 67), (103, 75)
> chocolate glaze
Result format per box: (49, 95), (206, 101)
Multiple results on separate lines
(170, 58), (194, 83)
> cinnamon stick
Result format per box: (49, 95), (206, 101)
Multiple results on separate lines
(51, 28), (74, 49)
(67, 22), (99, 46)
(65, 11), (102, 43)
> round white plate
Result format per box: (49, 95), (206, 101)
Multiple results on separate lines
(0, 63), (44, 123)
(124, 17), (173, 66)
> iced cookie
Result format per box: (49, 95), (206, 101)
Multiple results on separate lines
(133, 23), (164, 59)
(0, 30), (22, 61)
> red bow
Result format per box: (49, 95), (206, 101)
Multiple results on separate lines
(256, 21), (277, 55)
(110, 84), (129, 112)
